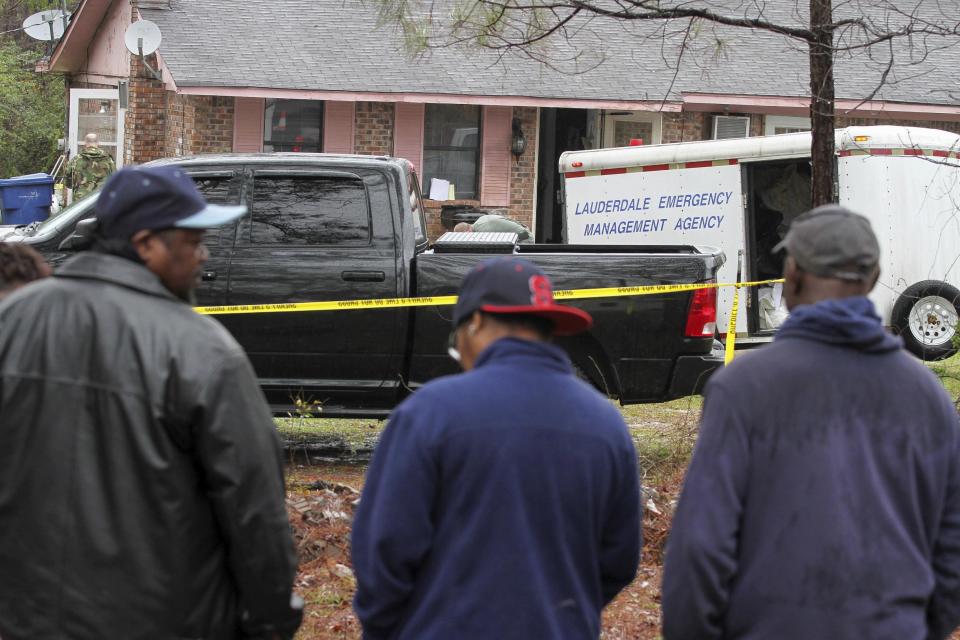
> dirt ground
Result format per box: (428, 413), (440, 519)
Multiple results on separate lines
(285, 464), (677, 640)
(285, 462), (960, 640)
(280, 359), (960, 639)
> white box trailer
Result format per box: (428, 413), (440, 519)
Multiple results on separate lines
(560, 126), (960, 359)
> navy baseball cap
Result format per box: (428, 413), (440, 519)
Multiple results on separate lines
(96, 165), (247, 240)
(453, 257), (593, 336)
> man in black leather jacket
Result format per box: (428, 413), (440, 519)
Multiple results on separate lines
(0, 166), (302, 640)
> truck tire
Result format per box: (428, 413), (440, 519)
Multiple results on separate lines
(891, 280), (960, 361)
(573, 361), (612, 396)
(574, 363), (598, 389)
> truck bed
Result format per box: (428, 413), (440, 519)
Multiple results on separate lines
(409, 246), (725, 403)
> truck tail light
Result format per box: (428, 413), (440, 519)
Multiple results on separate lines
(685, 286), (717, 338)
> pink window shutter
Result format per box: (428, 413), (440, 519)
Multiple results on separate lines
(233, 97), (264, 152)
(323, 101), (355, 153)
(480, 106), (512, 207)
(393, 103), (424, 174)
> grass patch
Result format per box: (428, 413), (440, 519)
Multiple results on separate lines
(930, 351), (960, 400)
(276, 396), (703, 485)
(277, 417), (386, 465)
(276, 417), (384, 447)
(622, 397), (702, 487)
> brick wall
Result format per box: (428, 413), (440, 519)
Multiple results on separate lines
(355, 102), (394, 156)
(124, 53), (167, 165)
(192, 95), (235, 154)
(662, 112), (707, 143)
(163, 92), (189, 157)
(125, 77), (235, 163)
(157, 94), (236, 158)
(508, 106), (538, 231)
(662, 112), (767, 142)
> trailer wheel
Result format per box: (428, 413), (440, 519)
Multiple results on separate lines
(891, 280), (960, 361)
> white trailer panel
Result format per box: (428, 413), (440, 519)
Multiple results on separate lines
(561, 126), (960, 358)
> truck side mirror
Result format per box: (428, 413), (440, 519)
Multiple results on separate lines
(58, 217), (99, 252)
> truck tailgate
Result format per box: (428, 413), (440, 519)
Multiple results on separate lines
(408, 246), (724, 403)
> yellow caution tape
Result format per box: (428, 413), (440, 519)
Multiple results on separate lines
(194, 278), (784, 316)
(725, 284), (741, 366)
(196, 296), (460, 316)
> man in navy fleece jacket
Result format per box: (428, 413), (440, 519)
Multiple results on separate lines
(662, 205), (960, 640)
(352, 257), (641, 640)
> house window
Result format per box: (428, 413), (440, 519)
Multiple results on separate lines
(603, 112), (662, 147)
(765, 115), (811, 136)
(263, 99), (323, 152)
(422, 104), (481, 200)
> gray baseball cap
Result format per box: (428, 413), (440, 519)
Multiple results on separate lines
(773, 204), (880, 281)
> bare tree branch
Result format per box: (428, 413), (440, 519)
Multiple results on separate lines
(372, 0), (960, 206)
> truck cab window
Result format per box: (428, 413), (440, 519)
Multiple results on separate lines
(241, 175), (371, 246)
(408, 170), (427, 245)
(191, 173), (242, 247)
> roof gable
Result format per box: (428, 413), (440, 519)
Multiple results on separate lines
(50, 0), (132, 78)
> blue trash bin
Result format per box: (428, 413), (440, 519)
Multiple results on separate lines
(0, 173), (55, 225)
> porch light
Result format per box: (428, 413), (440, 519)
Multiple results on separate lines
(511, 118), (527, 157)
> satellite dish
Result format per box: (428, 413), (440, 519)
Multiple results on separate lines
(22, 10), (70, 41)
(124, 20), (162, 56)
(124, 20), (163, 81)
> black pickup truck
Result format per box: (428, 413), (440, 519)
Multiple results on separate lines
(4, 154), (725, 417)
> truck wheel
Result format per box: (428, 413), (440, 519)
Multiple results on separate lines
(574, 363), (594, 386)
(891, 280), (960, 361)
(574, 362), (611, 396)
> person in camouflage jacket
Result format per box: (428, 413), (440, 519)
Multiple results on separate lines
(65, 133), (116, 201)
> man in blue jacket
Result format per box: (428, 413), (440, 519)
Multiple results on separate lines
(352, 257), (641, 639)
(662, 205), (960, 640)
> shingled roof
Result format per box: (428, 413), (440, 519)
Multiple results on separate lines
(137, 0), (959, 107)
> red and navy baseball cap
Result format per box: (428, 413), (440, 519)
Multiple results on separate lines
(452, 257), (593, 336)
(96, 165), (247, 240)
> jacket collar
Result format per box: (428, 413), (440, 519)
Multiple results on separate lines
(55, 252), (181, 303)
(473, 337), (573, 374)
(776, 295), (902, 354)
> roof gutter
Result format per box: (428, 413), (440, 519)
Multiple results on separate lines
(682, 92), (960, 122)
(174, 86), (684, 112)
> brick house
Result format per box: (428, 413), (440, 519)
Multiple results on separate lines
(44, 0), (960, 241)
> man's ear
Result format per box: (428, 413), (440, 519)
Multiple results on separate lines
(867, 266), (880, 293)
(783, 256), (803, 308)
(130, 230), (156, 263)
(468, 310), (485, 335)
